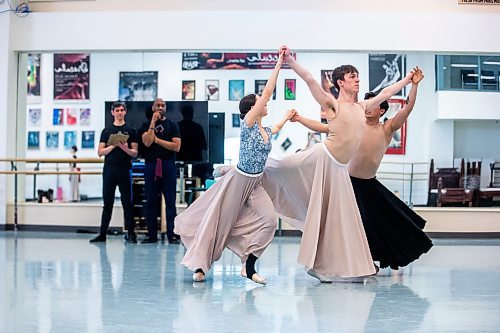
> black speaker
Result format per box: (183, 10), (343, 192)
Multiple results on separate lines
(209, 113), (225, 164)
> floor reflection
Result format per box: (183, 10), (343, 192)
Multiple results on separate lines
(1, 232), (500, 332)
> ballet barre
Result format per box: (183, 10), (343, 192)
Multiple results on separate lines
(0, 157), (104, 231)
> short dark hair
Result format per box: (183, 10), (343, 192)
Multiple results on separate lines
(331, 65), (359, 90)
(111, 101), (127, 112)
(239, 94), (257, 120)
(364, 91), (389, 115)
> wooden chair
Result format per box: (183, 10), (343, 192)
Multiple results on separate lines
(489, 161), (500, 188)
(428, 158), (474, 207)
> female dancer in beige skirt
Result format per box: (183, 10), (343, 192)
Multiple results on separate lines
(262, 46), (415, 282)
(174, 50), (295, 285)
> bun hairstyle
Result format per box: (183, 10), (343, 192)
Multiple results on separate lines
(239, 94), (257, 120)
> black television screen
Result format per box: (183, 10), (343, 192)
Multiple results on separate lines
(104, 101), (210, 163)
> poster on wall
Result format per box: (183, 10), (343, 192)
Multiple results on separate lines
(27, 131), (40, 149)
(369, 54), (406, 97)
(205, 80), (220, 101)
(27, 53), (41, 104)
(66, 108), (78, 125)
(228, 80), (244, 101)
(232, 114), (241, 128)
(53, 108), (64, 125)
(384, 98), (407, 155)
(46, 131), (59, 149)
(182, 80), (196, 100)
(81, 131), (95, 149)
(119, 71), (158, 101)
(284, 79), (296, 100)
(64, 131), (77, 149)
(28, 108), (42, 126)
(53, 53), (90, 100)
(182, 52), (295, 70)
(80, 108), (91, 126)
(255, 80), (276, 100)
(320, 70), (339, 98)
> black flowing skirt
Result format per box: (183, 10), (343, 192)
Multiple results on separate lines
(350, 176), (433, 269)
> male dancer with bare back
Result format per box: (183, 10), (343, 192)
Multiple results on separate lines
(290, 67), (431, 272)
(262, 46), (416, 282)
(349, 67), (432, 270)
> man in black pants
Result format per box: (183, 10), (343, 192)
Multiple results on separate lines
(140, 98), (181, 244)
(90, 101), (138, 243)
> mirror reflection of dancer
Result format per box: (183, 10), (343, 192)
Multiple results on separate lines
(174, 50), (293, 285)
(262, 46), (415, 282)
(69, 145), (80, 202)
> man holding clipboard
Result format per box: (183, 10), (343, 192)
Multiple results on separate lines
(90, 101), (138, 243)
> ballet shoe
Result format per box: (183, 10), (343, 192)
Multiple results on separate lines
(192, 271), (205, 282)
(306, 269), (332, 283)
(241, 267), (267, 285)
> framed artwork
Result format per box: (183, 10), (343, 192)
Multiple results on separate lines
(27, 53), (41, 104)
(281, 138), (292, 151)
(64, 131), (77, 149)
(182, 80), (196, 100)
(46, 131), (59, 149)
(28, 108), (42, 126)
(66, 108), (78, 125)
(119, 71), (158, 101)
(81, 131), (95, 149)
(53, 53), (90, 100)
(232, 113), (241, 128)
(79, 108), (91, 126)
(255, 80), (276, 100)
(53, 108), (64, 125)
(229, 80), (245, 101)
(284, 79), (296, 100)
(27, 131), (40, 149)
(321, 70), (339, 98)
(205, 80), (220, 100)
(369, 54), (406, 97)
(384, 98), (407, 155)
(182, 52), (296, 70)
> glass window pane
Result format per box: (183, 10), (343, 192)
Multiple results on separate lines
(480, 56), (500, 91)
(436, 55), (479, 91)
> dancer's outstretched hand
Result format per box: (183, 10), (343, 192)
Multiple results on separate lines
(412, 66), (424, 84)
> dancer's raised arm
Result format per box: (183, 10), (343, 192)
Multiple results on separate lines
(282, 46), (338, 117)
(245, 51), (284, 127)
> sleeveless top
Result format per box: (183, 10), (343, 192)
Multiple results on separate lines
(237, 120), (272, 174)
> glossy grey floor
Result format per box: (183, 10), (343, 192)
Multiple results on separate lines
(1, 232), (500, 333)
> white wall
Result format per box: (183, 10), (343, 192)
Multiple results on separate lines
(3, 3), (500, 222)
(437, 91), (500, 120)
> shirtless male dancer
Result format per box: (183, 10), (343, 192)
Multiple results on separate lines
(262, 46), (416, 282)
(291, 67), (432, 271)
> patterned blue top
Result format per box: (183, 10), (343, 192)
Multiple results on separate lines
(237, 119), (272, 174)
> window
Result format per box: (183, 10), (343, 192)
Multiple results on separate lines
(436, 55), (500, 92)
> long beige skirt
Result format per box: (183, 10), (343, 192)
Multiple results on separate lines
(263, 143), (375, 278)
(174, 168), (277, 273)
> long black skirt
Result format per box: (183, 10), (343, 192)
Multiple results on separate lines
(350, 176), (433, 269)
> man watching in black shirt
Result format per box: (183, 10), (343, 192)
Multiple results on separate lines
(140, 98), (181, 244)
(90, 101), (138, 243)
